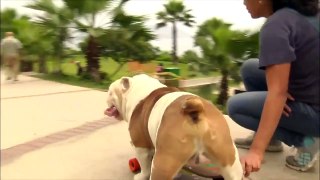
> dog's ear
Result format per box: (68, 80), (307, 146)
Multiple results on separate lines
(120, 77), (130, 92)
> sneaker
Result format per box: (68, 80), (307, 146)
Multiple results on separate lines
(286, 137), (319, 172)
(235, 133), (283, 152)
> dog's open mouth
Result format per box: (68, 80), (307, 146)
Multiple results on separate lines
(104, 105), (120, 118)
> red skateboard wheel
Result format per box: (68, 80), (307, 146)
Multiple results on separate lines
(129, 158), (141, 172)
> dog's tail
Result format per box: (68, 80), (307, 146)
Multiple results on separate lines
(182, 96), (205, 124)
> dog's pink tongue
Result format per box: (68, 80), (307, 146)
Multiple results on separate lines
(105, 106), (119, 117)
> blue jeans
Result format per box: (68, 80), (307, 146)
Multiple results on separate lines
(227, 59), (320, 147)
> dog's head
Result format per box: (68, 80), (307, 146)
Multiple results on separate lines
(104, 77), (131, 120)
(105, 74), (166, 121)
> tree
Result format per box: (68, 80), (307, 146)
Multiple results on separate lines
(195, 18), (259, 106)
(64, 0), (137, 80)
(98, 28), (156, 77)
(14, 17), (55, 73)
(155, 51), (172, 62)
(180, 50), (201, 63)
(156, 0), (195, 64)
(26, 0), (74, 73)
(0, 8), (19, 39)
(107, 10), (157, 63)
(0, 8), (54, 73)
(69, 0), (156, 79)
(63, 0), (108, 77)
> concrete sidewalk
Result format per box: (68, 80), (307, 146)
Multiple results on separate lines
(1, 72), (108, 149)
(1, 72), (318, 180)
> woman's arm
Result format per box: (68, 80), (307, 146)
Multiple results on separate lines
(250, 63), (291, 157)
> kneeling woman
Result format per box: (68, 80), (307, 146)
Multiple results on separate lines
(227, 0), (319, 176)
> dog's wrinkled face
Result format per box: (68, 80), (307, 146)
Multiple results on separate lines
(104, 77), (130, 120)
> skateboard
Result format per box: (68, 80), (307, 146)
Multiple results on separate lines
(129, 156), (224, 180)
(181, 162), (223, 180)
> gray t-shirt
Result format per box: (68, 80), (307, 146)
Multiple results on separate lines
(259, 8), (319, 111)
(1, 37), (22, 56)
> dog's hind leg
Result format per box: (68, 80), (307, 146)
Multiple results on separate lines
(134, 147), (154, 180)
(150, 148), (195, 180)
(203, 134), (243, 180)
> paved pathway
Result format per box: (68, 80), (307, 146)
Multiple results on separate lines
(1, 72), (318, 180)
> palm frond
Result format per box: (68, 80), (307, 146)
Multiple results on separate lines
(25, 0), (57, 14)
(64, 0), (112, 15)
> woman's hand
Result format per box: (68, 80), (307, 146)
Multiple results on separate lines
(283, 93), (295, 117)
(240, 150), (263, 177)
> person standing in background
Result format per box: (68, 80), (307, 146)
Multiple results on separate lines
(1, 32), (23, 81)
(156, 63), (164, 73)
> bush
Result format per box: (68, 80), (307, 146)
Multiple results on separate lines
(198, 85), (214, 100)
(20, 60), (33, 72)
(155, 51), (172, 62)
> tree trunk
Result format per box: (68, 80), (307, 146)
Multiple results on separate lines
(38, 54), (47, 73)
(56, 29), (65, 74)
(172, 21), (178, 64)
(85, 35), (101, 78)
(216, 70), (229, 106)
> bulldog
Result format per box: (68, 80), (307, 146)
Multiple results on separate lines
(105, 74), (243, 180)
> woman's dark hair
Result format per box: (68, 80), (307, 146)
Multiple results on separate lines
(272, 0), (319, 16)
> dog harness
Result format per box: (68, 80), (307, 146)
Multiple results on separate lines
(129, 87), (180, 149)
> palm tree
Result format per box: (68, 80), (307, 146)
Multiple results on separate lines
(26, 0), (74, 73)
(156, 0), (195, 64)
(63, 0), (133, 80)
(14, 17), (55, 73)
(1, 8), (54, 73)
(64, 0), (156, 80)
(195, 18), (259, 106)
(98, 9), (156, 78)
(1, 8), (19, 39)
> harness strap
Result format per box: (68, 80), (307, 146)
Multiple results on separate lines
(129, 87), (180, 148)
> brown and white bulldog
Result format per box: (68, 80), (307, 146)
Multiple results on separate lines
(105, 74), (243, 180)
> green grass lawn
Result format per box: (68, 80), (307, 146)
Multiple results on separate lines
(41, 56), (220, 79)
(33, 56), (225, 92)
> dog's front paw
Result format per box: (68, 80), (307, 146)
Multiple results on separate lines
(134, 173), (149, 180)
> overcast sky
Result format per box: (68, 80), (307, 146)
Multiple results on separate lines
(1, 0), (266, 55)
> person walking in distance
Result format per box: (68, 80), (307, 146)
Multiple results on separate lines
(1, 32), (23, 81)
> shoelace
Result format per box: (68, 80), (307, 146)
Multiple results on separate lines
(296, 152), (312, 166)
(289, 146), (314, 167)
